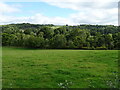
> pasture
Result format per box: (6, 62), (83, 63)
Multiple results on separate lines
(2, 47), (119, 88)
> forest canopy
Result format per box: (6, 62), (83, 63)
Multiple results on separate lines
(1, 23), (120, 50)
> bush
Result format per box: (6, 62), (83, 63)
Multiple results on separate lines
(81, 47), (90, 50)
(96, 46), (107, 50)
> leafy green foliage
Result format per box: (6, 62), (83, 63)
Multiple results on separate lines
(2, 23), (120, 49)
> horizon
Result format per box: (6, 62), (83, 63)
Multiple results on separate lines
(1, 23), (118, 26)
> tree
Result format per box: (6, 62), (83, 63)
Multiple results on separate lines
(105, 34), (114, 49)
(40, 26), (54, 39)
(25, 36), (44, 48)
(1, 23), (119, 50)
(51, 34), (67, 49)
(2, 33), (14, 46)
(66, 40), (75, 49)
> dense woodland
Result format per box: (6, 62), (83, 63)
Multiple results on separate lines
(1, 23), (120, 49)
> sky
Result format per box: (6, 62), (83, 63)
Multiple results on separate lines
(0, 0), (119, 25)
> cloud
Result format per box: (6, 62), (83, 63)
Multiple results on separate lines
(40, 0), (118, 10)
(38, 0), (118, 25)
(38, 1), (118, 25)
(0, 2), (20, 14)
(0, 1), (118, 25)
(0, 2), (21, 24)
(0, 2), (20, 24)
(0, 13), (75, 25)
(70, 8), (118, 25)
(0, 0), (119, 2)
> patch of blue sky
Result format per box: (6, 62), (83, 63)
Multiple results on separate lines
(6, 2), (77, 18)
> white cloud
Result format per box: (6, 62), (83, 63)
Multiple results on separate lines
(30, 14), (75, 25)
(70, 8), (118, 25)
(40, 0), (118, 10)
(0, 1), (118, 25)
(0, 0), (119, 2)
(0, 2), (21, 24)
(0, 2), (20, 14)
(0, 13), (75, 25)
(38, 0), (118, 25)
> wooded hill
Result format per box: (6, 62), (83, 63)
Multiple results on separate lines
(1, 23), (120, 49)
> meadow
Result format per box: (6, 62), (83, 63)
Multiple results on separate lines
(2, 47), (119, 88)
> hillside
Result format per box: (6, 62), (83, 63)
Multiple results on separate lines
(1, 23), (120, 49)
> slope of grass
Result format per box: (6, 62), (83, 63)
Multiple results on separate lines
(2, 47), (119, 88)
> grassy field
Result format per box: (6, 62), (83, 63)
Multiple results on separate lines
(2, 47), (119, 88)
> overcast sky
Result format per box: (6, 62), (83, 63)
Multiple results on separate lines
(0, 0), (119, 25)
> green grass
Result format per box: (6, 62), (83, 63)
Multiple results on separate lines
(2, 47), (119, 88)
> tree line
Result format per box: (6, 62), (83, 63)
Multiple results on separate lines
(1, 23), (120, 50)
